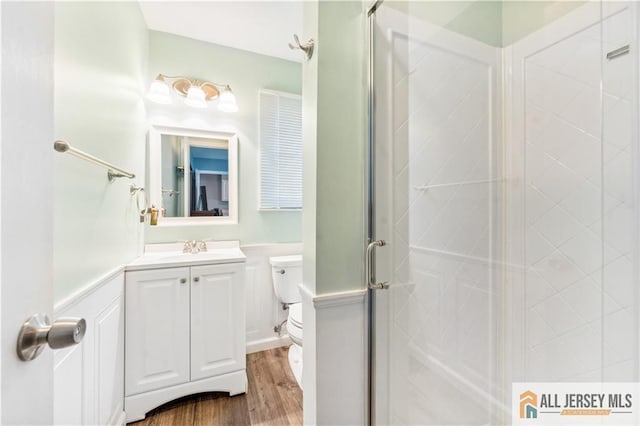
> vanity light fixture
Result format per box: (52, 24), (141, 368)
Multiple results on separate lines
(184, 85), (207, 109)
(147, 74), (238, 112)
(147, 75), (172, 104)
(218, 86), (239, 112)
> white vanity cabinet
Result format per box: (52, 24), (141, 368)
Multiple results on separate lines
(125, 267), (191, 395)
(124, 256), (246, 423)
(190, 263), (246, 381)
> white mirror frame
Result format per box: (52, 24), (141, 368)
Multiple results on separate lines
(148, 124), (238, 225)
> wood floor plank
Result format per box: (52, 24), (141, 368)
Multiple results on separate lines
(193, 392), (251, 425)
(129, 347), (302, 426)
(269, 348), (303, 425)
(133, 395), (197, 426)
(246, 349), (290, 425)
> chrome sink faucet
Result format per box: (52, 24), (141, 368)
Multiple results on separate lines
(182, 240), (208, 254)
(182, 241), (194, 253)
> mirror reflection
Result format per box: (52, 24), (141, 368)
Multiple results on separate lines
(161, 135), (230, 217)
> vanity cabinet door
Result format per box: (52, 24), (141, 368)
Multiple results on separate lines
(190, 263), (246, 381)
(125, 267), (191, 396)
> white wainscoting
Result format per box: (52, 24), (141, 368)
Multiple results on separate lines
(241, 242), (303, 353)
(300, 284), (368, 425)
(53, 268), (125, 426)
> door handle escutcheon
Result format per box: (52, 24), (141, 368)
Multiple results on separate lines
(366, 240), (389, 290)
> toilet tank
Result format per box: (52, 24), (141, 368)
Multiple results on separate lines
(270, 255), (302, 304)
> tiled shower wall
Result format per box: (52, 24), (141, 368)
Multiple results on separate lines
(522, 7), (636, 382)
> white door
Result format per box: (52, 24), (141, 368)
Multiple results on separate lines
(1, 2), (55, 424)
(125, 268), (190, 395)
(190, 263), (245, 381)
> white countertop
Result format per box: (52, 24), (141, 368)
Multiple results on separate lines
(126, 241), (246, 271)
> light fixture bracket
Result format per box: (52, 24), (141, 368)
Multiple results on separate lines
(147, 74), (238, 112)
(171, 79), (220, 101)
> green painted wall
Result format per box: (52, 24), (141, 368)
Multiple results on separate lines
(316, 1), (367, 295)
(303, 1), (319, 297)
(54, 2), (147, 303)
(145, 31), (302, 245)
(387, 1), (503, 47)
(386, 0), (586, 47)
(303, 0), (367, 297)
(502, 1), (587, 46)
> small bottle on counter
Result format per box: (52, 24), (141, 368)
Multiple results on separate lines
(150, 205), (159, 226)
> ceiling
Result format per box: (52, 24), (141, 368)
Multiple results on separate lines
(139, 1), (303, 63)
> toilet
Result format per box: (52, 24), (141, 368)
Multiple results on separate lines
(270, 255), (303, 389)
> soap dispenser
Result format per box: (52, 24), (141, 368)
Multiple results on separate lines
(149, 205), (159, 226)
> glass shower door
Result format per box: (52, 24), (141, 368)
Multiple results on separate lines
(369, 1), (638, 425)
(370, 3), (505, 424)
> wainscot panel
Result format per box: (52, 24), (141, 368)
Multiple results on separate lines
(53, 269), (125, 426)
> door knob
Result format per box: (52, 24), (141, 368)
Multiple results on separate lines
(17, 314), (86, 361)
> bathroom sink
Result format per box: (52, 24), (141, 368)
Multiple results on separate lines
(156, 250), (237, 263)
(126, 241), (246, 271)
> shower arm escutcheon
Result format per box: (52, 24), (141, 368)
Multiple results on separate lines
(366, 240), (389, 290)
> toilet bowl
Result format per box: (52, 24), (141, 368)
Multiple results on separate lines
(270, 255), (303, 389)
(287, 303), (303, 346)
(286, 302), (303, 389)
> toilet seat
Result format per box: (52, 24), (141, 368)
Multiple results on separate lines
(288, 321), (303, 346)
(288, 303), (302, 327)
(287, 303), (303, 346)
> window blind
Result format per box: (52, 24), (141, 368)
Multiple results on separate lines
(259, 90), (303, 210)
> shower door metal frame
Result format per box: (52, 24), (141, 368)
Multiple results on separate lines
(365, 1), (385, 425)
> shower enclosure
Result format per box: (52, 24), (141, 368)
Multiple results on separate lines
(367, 1), (639, 424)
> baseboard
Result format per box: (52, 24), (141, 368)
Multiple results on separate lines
(247, 335), (291, 354)
(111, 410), (126, 426)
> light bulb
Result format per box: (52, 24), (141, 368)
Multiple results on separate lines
(218, 87), (238, 112)
(184, 85), (207, 108)
(147, 75), (171, 104)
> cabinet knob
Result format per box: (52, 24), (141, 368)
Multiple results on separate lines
(193, 277), (200, 282)
(180, 278), (187, 284)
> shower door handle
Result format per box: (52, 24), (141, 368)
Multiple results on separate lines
(366, 240), (389, 290)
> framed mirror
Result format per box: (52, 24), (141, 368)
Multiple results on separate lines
(148, 125), (238, 224)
